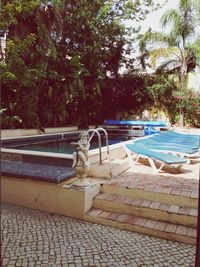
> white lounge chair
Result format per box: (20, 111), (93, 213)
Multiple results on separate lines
(124, 143), (188, 173)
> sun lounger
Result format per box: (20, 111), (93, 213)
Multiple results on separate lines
(144, 133), (200, 150)
(161, 130), (200, 139)
(124, 143), (188, 173)
(134, 139), (199, 157)
(147, 145), (198, 158)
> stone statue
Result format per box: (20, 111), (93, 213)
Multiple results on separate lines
(71, 131), (90, 168)
(71, 131), (90, 186)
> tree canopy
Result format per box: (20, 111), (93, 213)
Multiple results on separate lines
(1, 0), (199, 129)
(1, 0), (158, 129)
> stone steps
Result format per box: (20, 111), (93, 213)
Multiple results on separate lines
(101, 176), (198, 208)
(85, 173), (198, 245)
(93, 193), (197, 227)
(84, 208), (196, 245)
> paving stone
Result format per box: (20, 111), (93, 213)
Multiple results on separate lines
(176, 225), (188, 236)
(189, 208), (198, 217)
(144, 219), (157, 229)
(187, 227), (197, 238)
(168, 205), (180, 213)
(149, 201), (161, 209)
(131, 199), (143, 207)
(140, 200), (152, 208)
(96, 193), (109, 200)
(153, 221), (167, 231)
(115, 195), (127, 202)
(181, 190), (192, 197)
(1, 204), (195, 267)
(88, 208), (102, 216)
(106, 194), (118, 201)
(134, 217), (147, 226)
(107, 212), (121, 220)
(125, 215), (137, 225)
(165, 223), (177, 233)
(122, 196), (133, 205)
(190, 191), (198, 198)
(178, 206), (190, 215)
(158, 203), (170, 211)
(171, 189), (182, 195)
(115, 214), (129, 223)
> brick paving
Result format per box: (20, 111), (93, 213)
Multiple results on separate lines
(1, 204), (196, 267)
(104, 173), (199, 196)
(95, 192), (198, 216)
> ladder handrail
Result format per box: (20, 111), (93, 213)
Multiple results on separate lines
(96, 127), (109, 159)
(87, 128), (109, 165)
(87, 129), (102, 165)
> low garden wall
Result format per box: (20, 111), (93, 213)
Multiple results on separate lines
(1, 176), (100, 219)
(2, 127), (78, 138)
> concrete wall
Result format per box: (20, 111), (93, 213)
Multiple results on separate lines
(1, 176), (100, 219)
(2, 127), (78, 139)
(2, 126), (98, 139)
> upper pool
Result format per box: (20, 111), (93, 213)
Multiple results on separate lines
(2, 132), (129, 154)
(1, 130), (131, 182)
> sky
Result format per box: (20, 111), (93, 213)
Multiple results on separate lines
(139, 0), (179, 33)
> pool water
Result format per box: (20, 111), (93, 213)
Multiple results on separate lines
(9, 136), (128, 154)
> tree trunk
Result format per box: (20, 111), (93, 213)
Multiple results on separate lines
(178, 52), (188, 127)
(179, 107), (184, 127)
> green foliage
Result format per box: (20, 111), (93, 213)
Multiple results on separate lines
(100, 73), (153, 121)
(143, 74), (200, 126)
(174, 90), (200, 127)
(184, 96), (200, 127)
(145, 75), (179, 124)
(191, 37), (200, 65)
(1, 0), (157, 129)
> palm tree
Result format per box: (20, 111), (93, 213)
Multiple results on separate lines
(139, 0), (200, 126)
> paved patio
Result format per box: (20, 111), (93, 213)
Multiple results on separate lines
(1, 203), (196, 267)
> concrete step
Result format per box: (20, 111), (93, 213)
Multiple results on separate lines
(84, 208), (197, 245)
(89, 145), (127, 165)
(93, 193), (197, 227)
(101, 176), (198, 208)
(88, 158), (130, 179)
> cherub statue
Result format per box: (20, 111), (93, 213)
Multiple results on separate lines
(71, 131), (90, 168)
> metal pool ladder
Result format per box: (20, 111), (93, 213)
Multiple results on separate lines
(87, 127), (109, 165)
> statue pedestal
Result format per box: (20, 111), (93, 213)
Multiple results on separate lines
(73, 164), (90, 187)
(73, 177), (90, 187)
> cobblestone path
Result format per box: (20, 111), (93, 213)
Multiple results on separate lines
(1, 204), (195, 267)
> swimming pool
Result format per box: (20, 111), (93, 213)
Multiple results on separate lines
(2, 133), (129, 154)
(1, 130), (131, 182)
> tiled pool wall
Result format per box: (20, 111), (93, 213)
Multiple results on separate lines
(1, 133), (79, 184)
(1, 151), (73, 167)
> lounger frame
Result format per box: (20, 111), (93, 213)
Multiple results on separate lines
(124, 145), (186, 173)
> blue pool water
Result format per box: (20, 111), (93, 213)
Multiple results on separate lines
(8, 136), (128, 154)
